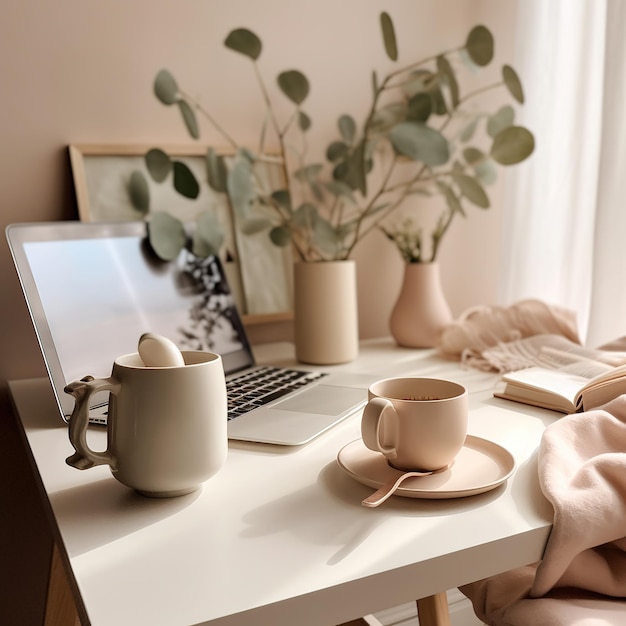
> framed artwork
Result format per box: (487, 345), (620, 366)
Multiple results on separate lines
(68, 144), (294, 325)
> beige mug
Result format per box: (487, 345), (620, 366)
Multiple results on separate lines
(65, 350), (228, 497)
(361, 377), (468, 471)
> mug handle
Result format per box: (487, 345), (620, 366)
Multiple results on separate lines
(361, 397), (399, 458)
(64, 375), (121, 470)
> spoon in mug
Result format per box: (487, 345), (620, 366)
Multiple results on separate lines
(138, 332), (185, 367)
(361, 463), (452, 508)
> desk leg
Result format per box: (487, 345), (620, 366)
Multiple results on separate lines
(44, 541), (80, 626)
(416, 592), (450, 626)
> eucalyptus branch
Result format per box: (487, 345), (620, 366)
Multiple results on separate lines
(178, 89), (239, 149)
(249, 62), (295, 204)
(430, 204), (456, 262)
(460, 80), (505, 102)
(252, 63), (282, 139)
(345, 149), (399, 250)
(279, 109), (299, 138)
(382, 45), (464, 88)
(145, 20), (534, 267)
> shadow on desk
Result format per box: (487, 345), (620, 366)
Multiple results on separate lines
(236, 459), (507, 568)
(49, 477), (201, 556)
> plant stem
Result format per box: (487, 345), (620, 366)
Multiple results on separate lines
(178, 89), (239, 149)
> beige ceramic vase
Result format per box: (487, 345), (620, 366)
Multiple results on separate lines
(294, 260), (359, 365)
(389, 262), (453, 348)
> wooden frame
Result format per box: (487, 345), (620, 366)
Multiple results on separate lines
(69, 144), (293, 325)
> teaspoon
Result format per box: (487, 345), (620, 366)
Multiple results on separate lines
(361, 463), (451, 508)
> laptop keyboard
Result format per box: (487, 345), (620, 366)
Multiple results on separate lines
(226, 367), (326, 420)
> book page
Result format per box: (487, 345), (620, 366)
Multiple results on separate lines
(579, 374), (626, 411)
(501, 367), (587, 403)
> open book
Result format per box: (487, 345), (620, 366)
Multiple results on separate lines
(493, 335), (626, 413)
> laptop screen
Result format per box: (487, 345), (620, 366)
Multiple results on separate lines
(7, 221), (256, 418)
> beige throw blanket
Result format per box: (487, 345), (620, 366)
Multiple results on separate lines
(437, 299), (581, 371)
(460, 396), (626, 624)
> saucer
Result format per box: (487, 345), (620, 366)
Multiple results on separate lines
(336, 435), (516, 500)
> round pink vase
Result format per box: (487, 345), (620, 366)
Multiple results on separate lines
(389, 262), (453, 348)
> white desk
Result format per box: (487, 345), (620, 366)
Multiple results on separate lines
(10, 339), (556, 626)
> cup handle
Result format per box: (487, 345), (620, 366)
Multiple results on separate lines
(64, 375), (120, 470)
(361, 397), (399, 458)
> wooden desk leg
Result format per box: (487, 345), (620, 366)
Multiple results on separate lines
(416, 592), (451, 626)
(45, 541), (80, 626)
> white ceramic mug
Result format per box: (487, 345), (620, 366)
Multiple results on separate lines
(65, 350), (228, 497)
(361, 377), (468, 471)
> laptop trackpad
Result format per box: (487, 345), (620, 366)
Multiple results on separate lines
(273, 385), (365, 415)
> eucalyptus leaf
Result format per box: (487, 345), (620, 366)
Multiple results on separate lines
(277, 70), (309, 105)
(128, 170), (150, 213)
(452, 173), (489, 208)
(271, 189), (292, 211)
(205, 148), (227, 193)
(369, 102), (407, 134)
(372, 70), (378, 99)
(465, 25), (494, 67)
(239, 147), (257, 163)
(192, 210), (224, 257)
(172, 161), (200, 199)
(429, 84), (448, 115)
(224, 28), (262, 60)
(490, 126), (535, 165)
(324, 180), (355, 200)
(148, 212), (186, 261)
(487, 105), (515, 138)
(463, 147), (497, 184)
(239, 217), (273, 235)
(403, 69), (434, 98)
(269, 225), (291, 247)
(407, 93), (432, 123)
(294, 164), (323, 182)
(227, 155), (255, 217)
(310, 180), (325, 203)
(338, 114), (356, 143)
(460, 116), (480, 142)
(178, 100), (199, 139)
(293, 203), (318, 228)
(298, 111), (312, 131)
(463, 147), (485, 165)
(436, 55), (459, 109)
(154, 69), (179, 105)
(503, 65), (525, 103)
(334, 140), (367, 195)
(473, 159), (498, 185)
(294, 165), (324, 202)
(405, 70), (447, 115)
(326, 141), (349, 162)
(145, 148), (171, 183)
(312, 217), (342, 256)
(452, 160), (465, 175)
(389, 121), (450, 166)
(380, 12), (398, 61)
(439, 182), (466, 218)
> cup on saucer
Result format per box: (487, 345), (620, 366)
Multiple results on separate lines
(361, 377), (468, 472)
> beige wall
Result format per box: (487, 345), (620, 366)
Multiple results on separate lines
(0, 0), (518, 386)
(0, 1), (518, 622)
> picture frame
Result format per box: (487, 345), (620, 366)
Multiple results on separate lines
(68, 143), (294, 325)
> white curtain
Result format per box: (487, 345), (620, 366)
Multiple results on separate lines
(498, 0), (626, 346)
(587, 0), (626, 346)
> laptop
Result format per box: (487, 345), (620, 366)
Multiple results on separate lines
(6, 220), (371, 445)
